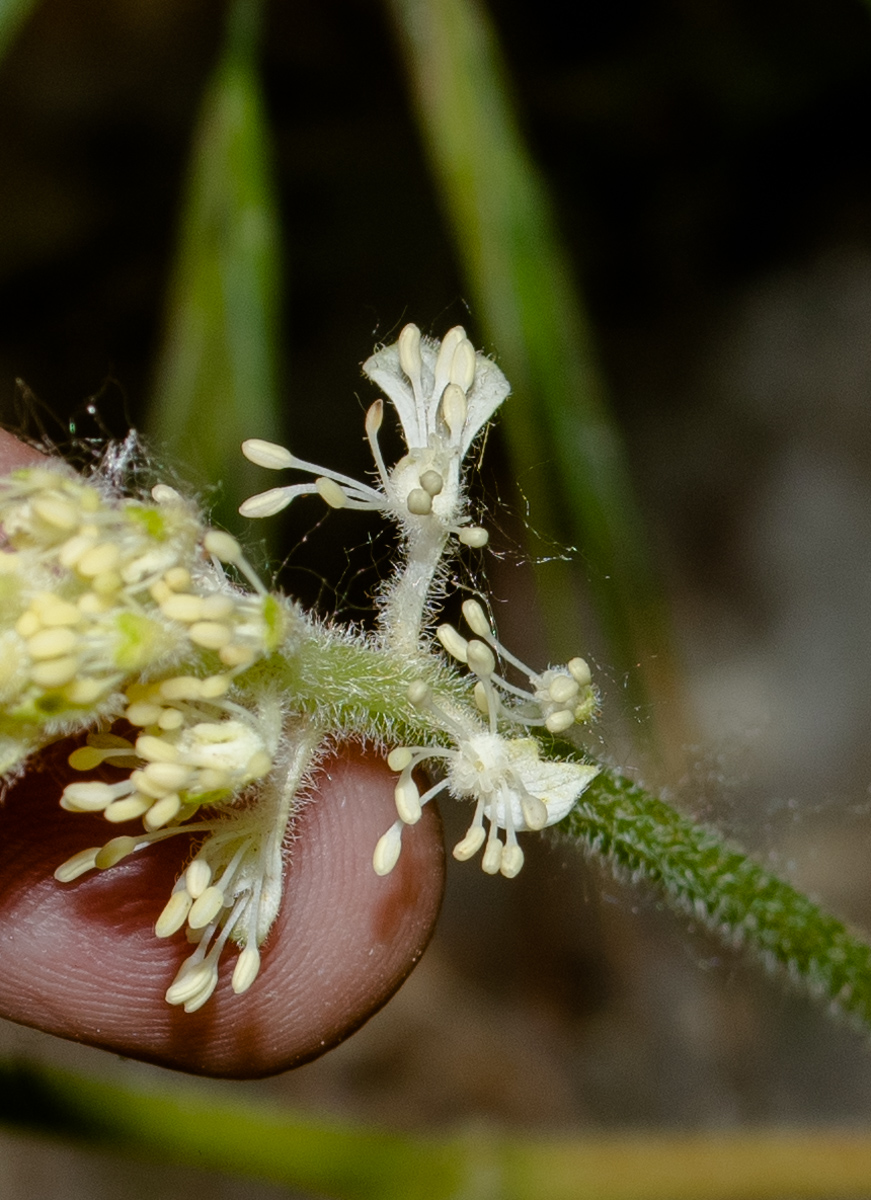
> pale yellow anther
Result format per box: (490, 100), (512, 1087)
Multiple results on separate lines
(188, 885), (225, 929)
(36, 597), (81, 627)
(500, 844), (524, 878)
(136, 735), (181, 763)
(473, 681), (489, 714)
(152, 483), (183, 504)
(387, 746), (414, 772)
(144, 793), (182, 830)
(436, 623), (468, 663)
(203, 529), (242, 563)
(246, 750), (272, 778)
(548, 675), (580, 705)
(54, 847), (100, 883)
(104, 795), (153, 823)
(164, 567), (192, 591)
(452, 825), (487, 861)
(481, 839), (503, 875)
(219, 645), (255, 668)
(568, 657), (592, 687)
(232, 946), (262, 995)
(315, 477), (348, 509)
(77, 542), (121, 578)
(92, 570), (123, 595)
(68, 746), (110, 771)
(149, 579), (173, 605)
(59, 535), (94, 569)
(440, 383), (467, 440)
(155, 890), (193, 938)
(196, 767), (230, 792)
(466, 640), (497, 679)
(160, 676), (204, 701)
(200, 674), (230, 698)
(458, 526), (489, 548)
(126, 702), (164, 726)
(398, 323), (423, 380)
(141, 761), (192, 794)
(64, 678), (111, 705)
(160, 593), (204, 622)
(406, 679), (432, 708)
(15, 611), (40, 639)
(419, 469), (444, 497)
(545, 710), (575, 734)
(462, 599), (492, 640)
(158, 709), (185, 731)
(188, 621), (232, 650)
(32, 495), (80, 530)
(95, 836), (137, 870)
(185, 858), (212, 899)
(241, 438), (295, 470)
(365, 399), (383, 438)
(30, 655), (79, 688)
(77, 591), (110, 615)
(165, 963), (214, 1007)
(406, 488), (433, 516)
(373, 824), (402, 876)
(27, 627), (78, 660)
(435, 325), (466, 385)
(520, 793), (548, 831)
(394, 776), (422, 824)
(450, 339), (476, 392)
(200, 594), (235, 620)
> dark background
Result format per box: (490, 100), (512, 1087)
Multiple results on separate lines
(3, 0), (871, 1192)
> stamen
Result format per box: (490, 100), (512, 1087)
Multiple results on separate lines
(373, 820), (403, 876)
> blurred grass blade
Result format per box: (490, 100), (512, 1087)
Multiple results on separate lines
(0, 0), (38, 62)
(148, 0), (283, 533)
(386, 0), (684, 754)
(8, 1060), (871, 1199)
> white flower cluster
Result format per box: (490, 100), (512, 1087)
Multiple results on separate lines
(0, 323), (600, 1012)
(241, 325), (601, 881)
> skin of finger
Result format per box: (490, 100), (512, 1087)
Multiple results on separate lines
(0, 430), (446, 1075)
(0, 743), (444, 1076)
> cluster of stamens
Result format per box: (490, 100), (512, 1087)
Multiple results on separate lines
(374, 601), (598, 879)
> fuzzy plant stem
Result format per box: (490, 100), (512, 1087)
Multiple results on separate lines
(566, 768), (871, 1026)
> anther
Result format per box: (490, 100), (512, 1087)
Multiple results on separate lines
(394, 774), (422, 824)
(419, 470), (444, 496)
(241, 439), (296, 470)
(186, 858), (212, 899)
(568, 657), (592, 686)
(440, 383), (467, 440)
(458, 526), (488, 548)
(545, 710), (575, 734)
(450, 339), (476, 392)
(373, 822), (403, 876)
(461, 599), (492, 639)
(232, 946), (261, 994)
(406, 488), (432, 516)
(406, 679), (432, 708)
(188, 885), (225, 929)
(387, 746), (415, 771)
(466, 640), (496, 679)
(94, 836), (138, 870)
(315, 477), (348, 509)
(398, 323), (423, 383)
(436, 623), (468, 663)
(155, 890), (193, 938)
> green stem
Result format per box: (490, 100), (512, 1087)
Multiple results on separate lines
(567, 769), (871, 1027)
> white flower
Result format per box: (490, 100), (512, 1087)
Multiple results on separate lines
(239, 323), (507, 547)
(374, 679), (599, 879)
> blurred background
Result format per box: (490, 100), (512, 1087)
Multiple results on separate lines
(4, 0), (871, 1195)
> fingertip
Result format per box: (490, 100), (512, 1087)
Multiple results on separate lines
(0, 745), (444, 1076)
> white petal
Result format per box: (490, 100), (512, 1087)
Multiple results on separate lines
(460, 354), (511, 457)
(363, 344), (427, 449)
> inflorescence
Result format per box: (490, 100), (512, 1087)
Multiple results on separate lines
(0, 323), (599, 1010)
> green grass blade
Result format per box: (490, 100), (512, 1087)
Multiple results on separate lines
(7, 1061), (871, 1199)
(386, 0), (683, 751)
(0, 0), (38, 62)
(147, 0), (283, 534)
